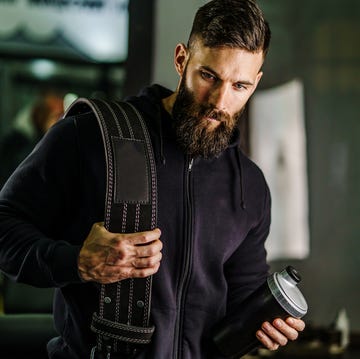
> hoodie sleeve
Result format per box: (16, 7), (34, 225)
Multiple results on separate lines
(224, 174), (271, 311)
(0, 117), (84, 288)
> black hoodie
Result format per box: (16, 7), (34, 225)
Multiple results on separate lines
(0, 84), (270, 358)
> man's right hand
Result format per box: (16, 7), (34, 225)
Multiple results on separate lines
(78, 222), (163, 284)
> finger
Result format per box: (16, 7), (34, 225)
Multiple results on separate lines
(109, 246), (163, 268)
(128, 228), (162, 245)
(135, 239), (163, 257)
(273, 318), (300, 341)
(130, 262), (161, 278)
(256, 329), (280, 351)
(285, 317), (305, 332)
(261, 321), (288, 347)
(133, 252), (163, 268)
(106, 239), (162, 266)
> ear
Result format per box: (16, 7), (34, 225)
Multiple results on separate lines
(174, 43), (189, 77)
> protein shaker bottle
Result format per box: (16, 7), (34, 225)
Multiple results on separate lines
(212, 266), (308, 358)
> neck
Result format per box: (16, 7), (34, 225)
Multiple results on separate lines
(162, 92), (177, 115)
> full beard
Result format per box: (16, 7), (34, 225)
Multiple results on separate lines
(172, 77), (244, 159)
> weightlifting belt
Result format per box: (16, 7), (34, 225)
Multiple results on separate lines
(64, 98), (157, 359)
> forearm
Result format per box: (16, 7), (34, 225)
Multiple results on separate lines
(224, 176), (271, 313)
(0, 207), (82, 287)
(0, 117), (84, 288)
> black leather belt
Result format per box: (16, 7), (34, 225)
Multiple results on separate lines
(64, 99), (157, 359)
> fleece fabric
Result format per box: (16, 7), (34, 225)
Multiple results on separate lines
(0, 84), (270, 359)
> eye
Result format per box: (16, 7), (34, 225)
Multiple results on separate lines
(200, 70), (216, 82)
(234, 83), (247, 91)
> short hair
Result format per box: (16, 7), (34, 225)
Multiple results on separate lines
(188, 0), (271, 56)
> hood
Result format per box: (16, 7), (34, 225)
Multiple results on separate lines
(126, 84), (172, 166)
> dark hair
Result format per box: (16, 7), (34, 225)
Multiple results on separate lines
(188, 0), (271, 56)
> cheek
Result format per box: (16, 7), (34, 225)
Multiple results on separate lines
(222, 94), (245, 118)
(188, 81), (211, 104)
(232, 91), (254, 111)
(195, 87), (211, 104)
(185, 71), (210, 99)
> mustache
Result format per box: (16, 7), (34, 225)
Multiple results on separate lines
(199, 106), (231, 123)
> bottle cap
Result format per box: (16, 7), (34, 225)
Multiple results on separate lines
(267, 266), (308, 318)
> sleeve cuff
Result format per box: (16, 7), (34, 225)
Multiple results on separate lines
(49, 242), (84, 286)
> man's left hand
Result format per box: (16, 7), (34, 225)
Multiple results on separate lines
(256, 317), (305, 351)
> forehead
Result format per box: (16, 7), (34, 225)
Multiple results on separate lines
(188, 41), (264, 81)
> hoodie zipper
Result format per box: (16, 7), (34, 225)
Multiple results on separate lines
(173, 157), (194, 359)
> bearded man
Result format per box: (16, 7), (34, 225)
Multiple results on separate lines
(0, 1), (304, 358)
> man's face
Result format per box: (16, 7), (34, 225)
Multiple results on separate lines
(172, 40), (264, 158)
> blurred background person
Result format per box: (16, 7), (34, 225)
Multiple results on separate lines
(0, 90), (64, 188)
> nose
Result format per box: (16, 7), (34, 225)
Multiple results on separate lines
(209, 83), (229, 111)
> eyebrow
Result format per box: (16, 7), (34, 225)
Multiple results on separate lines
(200, 65), (255, 86)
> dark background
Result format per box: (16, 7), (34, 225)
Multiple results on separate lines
(256, 0), (360, 332)
(0, 1), (359, 357)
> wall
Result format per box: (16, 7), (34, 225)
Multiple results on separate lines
(152, 0), (360, 331)
(152, 0), (206, 88)
(258, 0), (360, 331)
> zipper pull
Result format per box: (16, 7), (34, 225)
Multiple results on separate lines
(188, 158), (194, 172)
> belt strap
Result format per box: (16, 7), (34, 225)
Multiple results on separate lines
(64, 99), (157, 358)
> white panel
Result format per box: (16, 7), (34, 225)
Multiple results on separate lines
(250, 79), (310, 261)
(0, 0), (129, 62)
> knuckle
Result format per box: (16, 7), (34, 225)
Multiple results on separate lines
(152, 255), (161, 265)
(147, 247), (157, 256)
(121, 267), (132, 279)
(109, 236), (120, 246)
(117, 244), (128, 260)
(138, 234), (148, 243)
(132, 259), (142, 268)
(144, 258), (154, 267)
(153, 262), (161, 272)
(136, 270), (148, 278)
(140, 247), (151, 257)
(143, 257), (156, 267)
(142, 244), (156, 257)
(94, 222), (104, 232)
